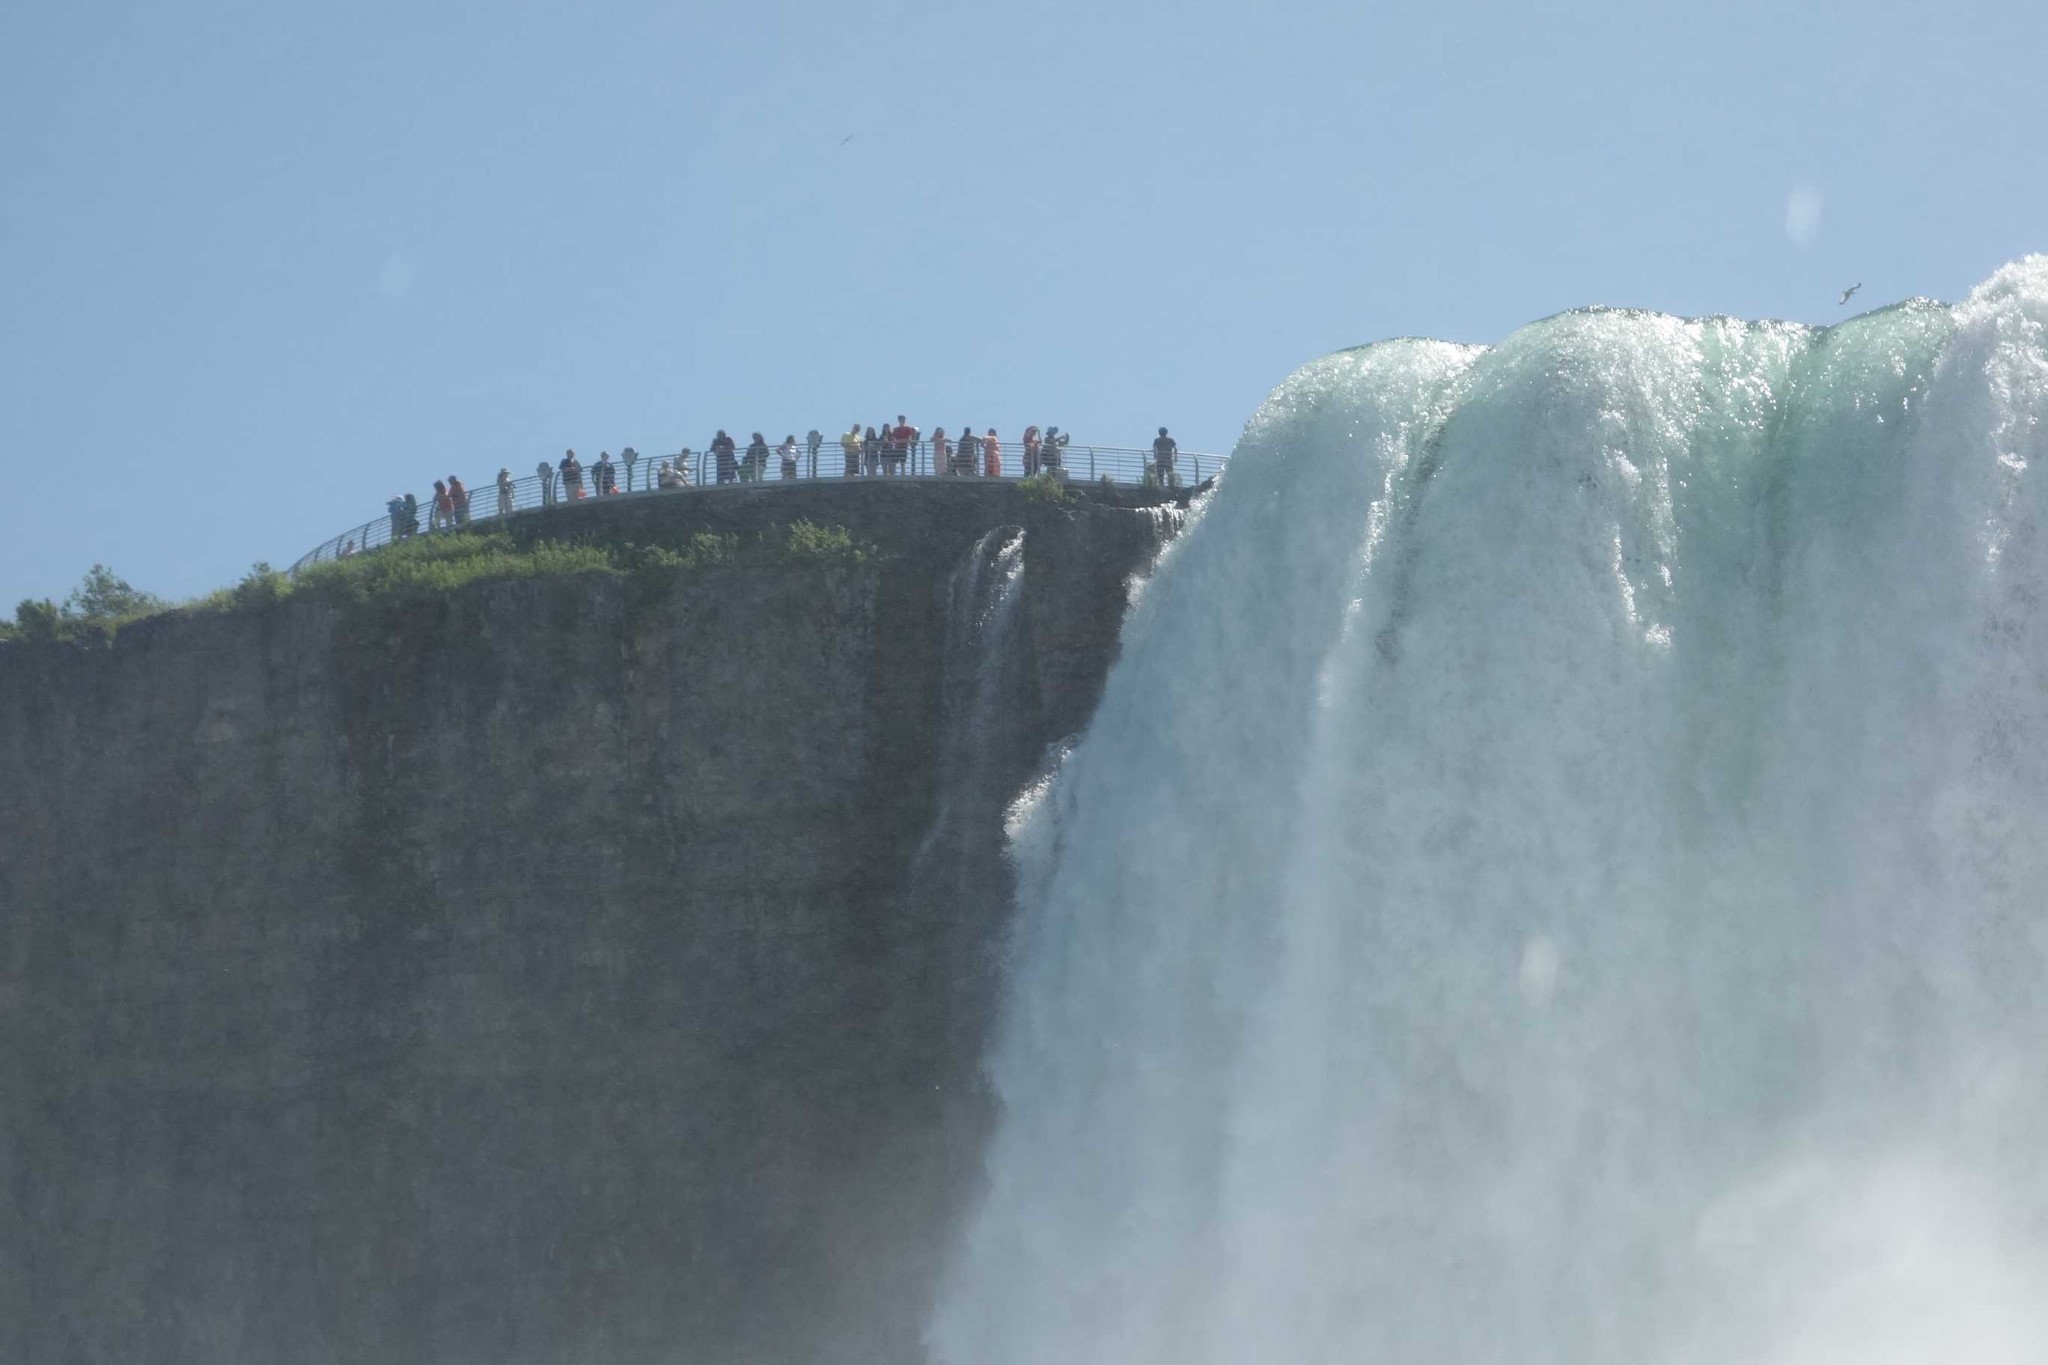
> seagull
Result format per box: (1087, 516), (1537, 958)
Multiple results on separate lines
(839, 134), (856, 146)
(1838, 282), (1861, 306)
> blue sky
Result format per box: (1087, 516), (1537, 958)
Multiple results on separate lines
(3, 0), (2041, 607)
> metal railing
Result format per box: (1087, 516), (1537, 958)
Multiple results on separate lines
(292, 442), (1222, 572)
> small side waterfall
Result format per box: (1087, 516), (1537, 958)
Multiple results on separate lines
(910, 526), (1032, 904)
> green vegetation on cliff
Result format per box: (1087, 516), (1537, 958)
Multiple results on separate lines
(5, 563), (169, 645)
(3, 521), (876, 647)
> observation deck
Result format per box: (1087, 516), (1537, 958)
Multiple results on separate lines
(292, 441), (1225, 571)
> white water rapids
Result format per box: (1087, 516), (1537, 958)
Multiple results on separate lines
(928, 259), (2048, 1365)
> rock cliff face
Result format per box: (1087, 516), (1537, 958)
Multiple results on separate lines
(0, 483), (1186, 1365)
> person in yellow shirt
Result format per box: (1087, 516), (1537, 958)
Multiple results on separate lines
(841, 423), (863, 477)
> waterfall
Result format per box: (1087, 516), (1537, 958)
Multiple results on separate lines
(911, 526), (1032, 895)
(929, 258), (2048, 1365)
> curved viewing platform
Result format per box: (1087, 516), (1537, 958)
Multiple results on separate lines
(292, 441), (1226, 571)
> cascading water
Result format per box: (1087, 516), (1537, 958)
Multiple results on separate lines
(916, 526), (1032, 877)
(929, 258), (2048, 1365)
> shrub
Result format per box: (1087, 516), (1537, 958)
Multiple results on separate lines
(66, 564), (166, 621)
(1017, 471), (1076, 505)
(232, 562), (292, 610)
(12, 598), (60, 643)
(2, 567), (174, 646)
(783, 520), (867, 565)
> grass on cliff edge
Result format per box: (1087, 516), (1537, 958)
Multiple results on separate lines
(2, 522), (874, 645)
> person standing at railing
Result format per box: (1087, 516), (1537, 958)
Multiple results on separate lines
(1022, 426), (1042, 476)
(931, 427), (951, 477)
(449, 475), (471, 526)
(539, 458), (558, 506)
(561, 450), (586, 499)
(862, 425), (880, 476)
(403, 492), (420, 537)
(984, 428), (1002, 478)
(806, 429), (823, 479)
(1042, 426), (1069, 476)
(744, 433), (769, 481)
(713, 431), (737, 483)
(956, 426), (980, 476)
(778, 435), (799, 480)
(1151, 428), (1178, 488)
(889, 416), (917, 476)
(497, 468), (515, 517)
(841, 423), (863, 477)
(594, 452), (617, 496)
(388, 494), (408, 541)
(430, 480), (453, 531)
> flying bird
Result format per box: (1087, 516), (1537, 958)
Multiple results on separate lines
(839, 134), (855, 146)
(1838, 282), (1861, 306)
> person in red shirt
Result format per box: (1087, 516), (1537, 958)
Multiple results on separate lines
(890, 416), (918, 475)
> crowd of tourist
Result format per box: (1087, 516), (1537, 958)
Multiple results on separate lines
(695, 420), (1181, 486)
(364, 422), (1184, 551)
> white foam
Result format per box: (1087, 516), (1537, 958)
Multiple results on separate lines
(930, 260), (2048, 1365)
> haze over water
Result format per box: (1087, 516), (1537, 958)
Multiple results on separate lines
(930, 259), (2048, 1364)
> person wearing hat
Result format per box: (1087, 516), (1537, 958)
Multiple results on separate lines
(1042, 425), (1068, 476)
(1151, 427), (1178, 488)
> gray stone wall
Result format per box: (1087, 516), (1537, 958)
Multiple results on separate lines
(0, 483), (1184, 1365)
